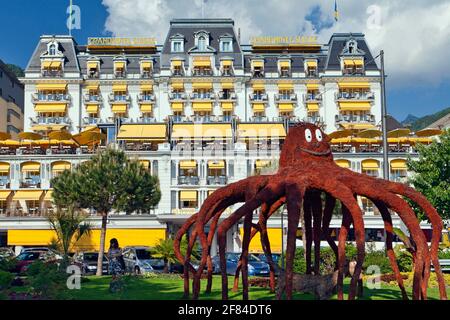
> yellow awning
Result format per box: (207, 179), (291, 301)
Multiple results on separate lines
(306, 83), (320, 91)
(192, 102), (213, 112)
(252, 103), (265, 112)
(114, 61), (125, 69)
(41, 61), (52, 68)
(139, 160), (150, 170)
(192, 82), (213, 90)
(117, 124), (167, 141)
(87, 61), (99, 69)
(180, 190), (197, 202)
(238, 123), (286, 139)
(255, 160), (271, 169)
(221, 102), (234, 111)
(112, 84), (127, 92)
(339, 101), (372, 111)
(50, 61), (62, 68)
(141, 61), (152, 69)
(306, 102), (319, 112)
(44, 190), (53, 201)
(140, 104), (153, 113)
(353, 59), (364, 66)
(52, 162), (71, 171)
(21, 163), (40, 172)
(306, 60), (318, 68)
(221, 81), (234, 89)
(252, 83), (265, 91)
(279, 103), (293, 112)
(171, 60), (183, 67)
(338, 82), (370, 89)
(0, 163), (10, 173)
(343, 59), (356, 67)
(279, 61), (291, 68)
(251, 60), (264, 68)
(171, 82), (184, 90)
(340, 123), (376, 130)
(32, 125), (66, 131)
(36, 83), (67, 91)
(172, 124), (232, 140)
(0, 190), (11, 201)
(278, 83), (294, 91)
(193, 57), (211, 67)
(208, 160), (225, 170)
(335, 159), (351, 169)
(111, 104), (127, 113)
(171, 102), (184, 112)
(34, 104), (67, 113)
(362, 159), (380, 170)
(13, 190), (43, 201)
(86, 105), (99, 114)
(85, 83), (99, 91)
(391, 159), (407, 170)
(180, 160), (197, 170)
(140, 84), (153, 91)
(221, 60), (233, 67)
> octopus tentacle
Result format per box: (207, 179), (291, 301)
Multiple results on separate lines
(302, 193), (313, 274)
(240, 205), (254, 300)
(337, 205), (353, 300)
(310, 191), (323, 275)
(322, 194), (338, 267)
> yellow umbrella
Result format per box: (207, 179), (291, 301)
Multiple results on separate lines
(409, 137), (433, 144)
(386, 137), (410, 144)
(0, 132), (11, 141)
(415, 128), (442, 137)
(74, 131), (106, 146)
(331, 137), (351, 144)
(0, 139), (20, 146)
(387, 128), (411, 138)
(357, 129), (382, 139)
(328, 130), (353, 139)
(48, 130), (73, 141)
(18, 132), (43, 141)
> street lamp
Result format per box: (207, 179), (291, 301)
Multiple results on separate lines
(380, 50), (390, 181)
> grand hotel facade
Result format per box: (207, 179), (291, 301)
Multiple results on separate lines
(0, 18), (437, 254)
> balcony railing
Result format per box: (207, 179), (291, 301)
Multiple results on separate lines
(114, 71), (126, 78)
(171, 208), (198, 215)
(192, 69), (213, 76)
(335, 114), (375, 124)
(252, 70), (264, 78)
(141, 71), (153, 78)
(41, 70), (63, 78)
(279, 71), (291, 78)
(304, 116), (324, 124)
(221, 70), (234, 77)
(138, 94), (155, 103)
(0, 178), (10, 189)
(33, 93), (71, 103)
(87, 71), (99, 79)
(275, 93), (297, 102)
(217, 92), (237, 100)
(84, 94), (103, 104)
(31, 116), (71, 125)
(20, 178), (41, 189)
(343, 68), (364, 76)
(206, 176), (227, 185)
(177, 176), (200, 185)
(306, 70), (318, 78)
(82, 117), (100, 125)
(190, 92), (214, 100)
(108, 94), (131, 103)
(336, 92), (375, 101)
(303, 94), (323, 102)
(249, 94), (268, 102)
(172, 70), (185, 77)
(168, 93), (187, 101)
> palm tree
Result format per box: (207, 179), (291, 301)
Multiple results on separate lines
(152, 238), (178, 273)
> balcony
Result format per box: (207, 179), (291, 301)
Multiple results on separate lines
(218, 91), (237, 101)
(221, 69), (234, 77)
(141, 71), (153, 78)
(303, 93), (322, 103)
(82, 117), (100, 125)
(87, 71), (99, 79)
(303, 116), (324, 124)
(275, 93), (297, 102)
(138, 94), (155, 103)
(0, 178), (10, 189)
(279, 70), (291, 78)
(20, 177), (41, 189)
(335, 114), (375, 125)
(114, 71), (127, 79)
(168, 92), (187, 101)
(178, 176), (200, 185)
(343, 67), (364, 76)
(190, 92), (214, 101)
(206, 176), (227, 185)
(192, 68), (213, 77)
(306, 70), (318, 78)
(31, 116), (71, 125)
(249, 93), (268, 102)
(32, 93), (71, 103)
(172, 69), (185, 77)
(336, 91), (375, 101)
(108, 94), (131, 104)
(252, 70), (265, 78)
(84, 94), (103, 104)
(41, 69), (63, 78)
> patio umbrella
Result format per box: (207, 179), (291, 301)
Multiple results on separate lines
(0, 132), (11, 141)
(414, 128), (442, 137)
(0, 139), (20, 147)
(48, 130), (73, 141)
(357, 129), (382, 139)
(18, 132), (42, 141)
(387, 128), (411, 138)
(409, 137), (433, 144)
(328, 129), (353, 139)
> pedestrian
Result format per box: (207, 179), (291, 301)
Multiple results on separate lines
(107, 238), (125, 292)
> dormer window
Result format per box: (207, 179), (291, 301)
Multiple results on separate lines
(251, 60), (264, 78)
(305, 60), (318, 77)
(220, 39), (233, 52)
(49, 44), (56, 56)
(194, 31), (210, 52)
(113, 59), (127, 78)
(198, 36), (207, 51)
(45, 41), (62, 57)
(140, 59), (153, 78)
(172, 40), (183, 53)
(87, 60), (100, 79)
(278, 60), (291, 78)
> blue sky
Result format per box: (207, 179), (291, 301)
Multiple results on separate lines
(1, 0), (448, 122)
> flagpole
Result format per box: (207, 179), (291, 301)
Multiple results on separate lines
(69, 0), (73, 36)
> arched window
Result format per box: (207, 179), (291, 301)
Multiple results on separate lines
(49, 44), (56, 56)
(198, 36), (206, 51)
(347, 40), (357, 54)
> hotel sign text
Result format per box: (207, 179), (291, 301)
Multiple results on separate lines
(87, 37), (157, 47)
(250, 36), (318, 46)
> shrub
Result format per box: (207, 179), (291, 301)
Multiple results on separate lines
(438, 249), (450, 259)
(26, 261), (68, 299)
(394, 245), (413, 272)
(0, 271), (14, 290)
(363, 250), (392, 274)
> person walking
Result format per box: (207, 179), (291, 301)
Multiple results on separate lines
(107, 238), (125, 292)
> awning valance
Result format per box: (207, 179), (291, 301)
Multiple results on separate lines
(34, 104), (67, 113)
(171, 82), (184, 90)
(362, 159), (380, 170)
(335, 159), (351, 169)
(13, 190), (43, 201)
(208, 160), (225, 170)
(117, 124), (167, 141)
(306, 102), (319, 112)
(306, 60), (318, 68)
(338, 82), (370, 89)
(114, 61), (126, 69)
(172, 124), (232, 140)
(343, 58), (364, 67)
(180, 190), (197, 202)
(252, 103), (265, 113)
(193, 57), (211, 67)
(85, 83), (99, 91)
(340, 123), (376, 130)
(52, 162), (71, 172)
(21, 162), (40, 172)
(252, 83), (265, 91)
(192, 102), (213, 112)
(140, 104), (153, 113)
(141, 61), (152, 69)
(221, 81), (234, 89)
(171, 60), (183, 67)
(111, 104), (127, 113)
(192, 82), (213, 90)
(279, 103), (294, 112)
(306, 83), (320, 91)
(221, 102), (234, 111)
(87, 61), (99, 69)
(112, 84), (127, 92)
(279, 61), (291, 68)
(0, 190), (11, 201)
(238, 123), (286, 139)
(139, 160), (150, 170)
(171, 102), (184, 112)
(44, 190), (53, 201)
(391, 159), (407, 170)
(278, 83), (294, 91)
(339, 101), (371, 111)
(251, 60), (264, 68)
(221, 60), (233, 67)
(0, 163), (10, 173)
(86, 105), (99, 114)
(36, 83), (67, 91)
(41, 61), (52, 68)
(32, 125), (66, 131)
(255, 160), (271, 169)
(140, 84), (153, 91)
(180, 160), (197, 170)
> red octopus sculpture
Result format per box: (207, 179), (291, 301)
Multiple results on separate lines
(174, 123), (447, 301)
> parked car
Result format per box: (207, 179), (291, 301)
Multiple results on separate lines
(12, 250), (60, 274)
(255, 253), (282, 275)
(20, 247), (63, 260)
(73, 252), (109, 275)
(0, 248), (15, 260)
(211, 253), (270, 276)
(123, 246), (164, 274)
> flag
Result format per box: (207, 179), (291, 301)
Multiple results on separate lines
(334, 0), (339, 22)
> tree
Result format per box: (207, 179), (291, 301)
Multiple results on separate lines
(407, 129), (450, 224)
(52, 147), (161, 276)
(5, 64), (24, 78)
(151, 236), (199, 273)
(47, 206), (91, 262)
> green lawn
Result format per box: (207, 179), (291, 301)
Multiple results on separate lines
(63, 275), (447, 300)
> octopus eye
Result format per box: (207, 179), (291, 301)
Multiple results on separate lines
(305, 129), (312, 142)
(315, 129), (323, 142)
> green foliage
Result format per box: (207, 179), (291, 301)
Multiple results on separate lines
(5, 64), (24, 78)
(407, 129), (450, 223)
(0, 258), (16, 273)
(26, 261), (68, 299)
(0, 271), (14, 290)
(438, 248), (450, 259)
(363, 250), (392, 274)
(408, 108), (450, 131)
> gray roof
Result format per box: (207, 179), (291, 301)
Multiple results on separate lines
(428, 112), (450, 129)
(77, 54), (161, 74)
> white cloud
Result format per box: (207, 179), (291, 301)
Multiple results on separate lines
(102, 0), (450, 88)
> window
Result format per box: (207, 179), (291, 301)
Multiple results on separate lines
(220, 40), (232, 52)
(49, 44), (56, 56)
(172, 41), (183, 52)
(198, 36), (207, 51)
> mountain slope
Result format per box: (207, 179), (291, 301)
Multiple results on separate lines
(406, 107), (450, 131)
